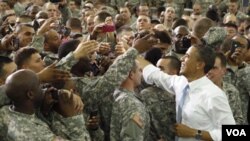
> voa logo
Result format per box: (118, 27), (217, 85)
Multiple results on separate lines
(226, 129), (246, 136)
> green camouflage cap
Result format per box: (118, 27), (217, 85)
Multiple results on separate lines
(203, 27), (227, 48)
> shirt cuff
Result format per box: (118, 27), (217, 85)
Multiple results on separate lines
(143, 64), (160, 84)
(208, 128), (221, 141)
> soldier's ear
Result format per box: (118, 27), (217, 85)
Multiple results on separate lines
(128, 71), (134, 80)
(27, 91), (35, 100)
(44, 43), (50, 51)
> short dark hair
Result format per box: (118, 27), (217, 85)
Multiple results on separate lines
(14, 47), (39, 70)
(58, 40), (91, 77)
(144, 48), (163, 66)
(172, 18), (188, 30)
(58, 39), (80, 59)
(66, 18), (82, 30)
(223, 22), (238, 30)
(95, 11), (112, 23)
(154, 30), (172, 44)
(215, 52), (227, 67)
(0, 56), (13, 77)
(151, 19), (160, 25)
(206, 9), (220, 23)
(194, 44), (216, 73)
(161, 55), (181, 74)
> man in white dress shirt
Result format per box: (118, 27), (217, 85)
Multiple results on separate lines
(137, 44), (235, 141)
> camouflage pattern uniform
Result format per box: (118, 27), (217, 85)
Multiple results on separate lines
(203, 27), (227, 49)
(193, 0), (214, 15)
(98, 93), (114, 141)
(235, 66), (250, 124)
(174, 0), (186, 18)
(56, 48), (138, 140)
(224, 12), (248, 21)
(139, 86), (176, 141)
(55, 52), (78, 71)
(110, 0), (140, 8)
(110, 88), (150, 141)
(224, 64), (250, 124)
(222, 82), (244, 125)
(42, 51), (59, 66)
(30, 35), (45, 53)
(0, 105), (90, 141)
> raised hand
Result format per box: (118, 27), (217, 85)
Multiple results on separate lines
(55, 89), (84, 117)
(37, 17), (58, 36)
(98, 42), (111, 55)
(73, 40), (98, 59)
(37, 61), (71, 83)
(115, 41), (127, 56)
(133, 30), (158, 53)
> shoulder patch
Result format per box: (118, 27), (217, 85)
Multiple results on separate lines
(132, 113), (144, 129)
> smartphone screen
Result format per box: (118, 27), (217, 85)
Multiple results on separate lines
(12, 38), (19, 50)
(102, 25), (115, 33)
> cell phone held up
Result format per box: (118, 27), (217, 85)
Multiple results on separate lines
(230, 40), (242, 54)
(101, 24), (115, 33)
(11, 37), (19, 51)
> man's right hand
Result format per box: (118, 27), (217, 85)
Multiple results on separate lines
(55, 89), (84, 117)
(133, 30), (158, 53)
(73, 40), (98, 59)
(37, 18), (57, 36)
(37, 61), (71, 83)
(0, 34), (16, 51)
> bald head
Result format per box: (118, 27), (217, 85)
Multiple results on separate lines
(5, 69), (40, 105)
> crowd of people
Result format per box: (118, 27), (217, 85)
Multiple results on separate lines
(0, 0), (250, 141)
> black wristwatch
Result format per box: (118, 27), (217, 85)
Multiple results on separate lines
(195, 130), (202, 140)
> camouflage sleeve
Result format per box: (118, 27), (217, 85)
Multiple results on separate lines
(55, 52), (78, 72)
(110, 0), (116, 6)
(59, 5), (72, 25)
(110, 92), (145, 141)
(241, 67), (250, 96)
(79, 47), (138, 105)
(51, 112), (91, 141)
(121, 119), (144, 141)
(30, 35), (45, 52)
(224, 82), (244, 125)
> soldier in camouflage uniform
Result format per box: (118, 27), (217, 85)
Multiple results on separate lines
(139, 56), (180, 141)
(168, 25), (190, 59)
(174, 0), (186, 18)
(207, 52), (244, 124)
(236, 66), (250, 123)
(56, 34), (157, 140)
(54, 41), (139, 140)
(223, 82), (244, 124)
(110, 60), (150, 140)
(223, 35), (249, 124)
(42, 29), (62, 66)
(0, 69), (90, 140)
(110, 0), (140, 9)
(193, 0), (214, 15)
(223, 0), (248, 21)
